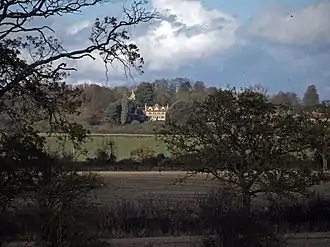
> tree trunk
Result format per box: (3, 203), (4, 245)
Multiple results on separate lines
(238, 172), (251, 215)
(242, 190), (251, 215)
(322, 153), (328, 171)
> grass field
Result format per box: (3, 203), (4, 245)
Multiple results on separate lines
(44, 135), (168, 160)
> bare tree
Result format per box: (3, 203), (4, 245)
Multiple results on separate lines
(0, 0), (158, 137)
(0, 1), (158, 245)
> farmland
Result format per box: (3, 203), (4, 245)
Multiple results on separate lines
(7, 171), (330, 247)
(44, 134), (168, 160)
(96, 171), (222, 203)
(95, 171), (330, 203)
(94, 171), (330, 247)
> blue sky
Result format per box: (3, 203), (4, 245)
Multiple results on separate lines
(206, 0), (318, 22)
(57, 0), (330, 98)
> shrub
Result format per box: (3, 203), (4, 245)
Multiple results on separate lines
(198, 188), (284, 247)
(131, 120), (140, 125)
(87, 139), (116, 167)
(267, 193), (330, 232)
(130, 145), (156, 162)
(114, 159), (140, 171)
(97, 199), (200, 238)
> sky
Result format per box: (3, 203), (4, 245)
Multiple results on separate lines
(50, 0), (330, 97)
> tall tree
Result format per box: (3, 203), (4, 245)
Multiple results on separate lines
(271, 91), (301, 107)
(135, 82), (155, 105)
(191, 81), (208, 101)
(193, 81), (206, 93)
(175, 78), (192, 101)
(207, 87), (218, 95)
(307, 101), (330, 170)
(159, 88), (325, 213)
(303, 85), (320, 107)
(85, 84), (103, 125)
(166, 100), (195, 124)
(121, 97), (129, 125)
(106, 100), (122, 124)
(177, 78), (192, 93)
(153, 79), (175, 105)
(0, 0), (157, 244)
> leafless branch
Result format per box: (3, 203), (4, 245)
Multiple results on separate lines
(0, 0), (159, 98)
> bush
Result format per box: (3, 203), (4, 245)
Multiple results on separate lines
(0, 150), (108, 247)
(267, 193), (330, 232)
(97, 199), (200, 238)
(199, 188), (284, 247)
(113, 159), (140, 171)
(87, 139), (116, 167)
(130, 145), (156, 162)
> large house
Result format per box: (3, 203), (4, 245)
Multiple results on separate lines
(144, 103), (169, 121)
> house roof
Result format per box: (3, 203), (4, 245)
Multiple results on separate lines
(145, 103), (168, 112)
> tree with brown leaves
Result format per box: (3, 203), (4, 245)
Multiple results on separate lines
(159, 87), (326, 213)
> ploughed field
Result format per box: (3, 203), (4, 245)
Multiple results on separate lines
(96, 171), (221, 203)
(7, 171), (330, 247)
(95, 171), (330, 247)
(95, 171), (330, 203)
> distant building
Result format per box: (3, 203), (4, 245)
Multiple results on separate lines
(144, 103), (169, 121)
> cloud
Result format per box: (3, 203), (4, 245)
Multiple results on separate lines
(236, 0), (330, 96)
(16, 0), (329, 95)
(246, 1), (330, 45)
(133, 0), (239, 71)
(47, 0), (239, 85)
(66, 20), (93, 35)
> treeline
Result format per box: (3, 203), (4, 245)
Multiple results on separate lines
(80, 80), (322, 133)
(80, 78), (216, 132)
(1, 78), (320, 134)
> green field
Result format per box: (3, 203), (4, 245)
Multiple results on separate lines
(44, 135), (168, 160)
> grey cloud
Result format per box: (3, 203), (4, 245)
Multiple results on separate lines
(61, 0), (330, 92)
(162, 14), (179, 24)
(246, 1), (330, 45)
(173, 16), (228, 37)
(67, 60), (140, 86)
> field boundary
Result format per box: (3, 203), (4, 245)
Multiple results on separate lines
(7, 233), (330, 247)
(39, 133), (156, 137)
(108, 233), (330, 243)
